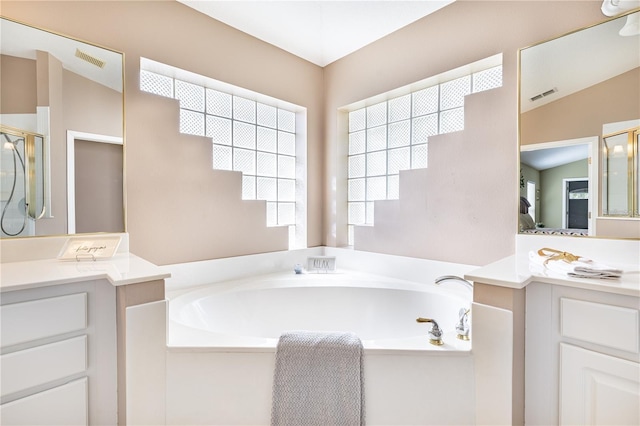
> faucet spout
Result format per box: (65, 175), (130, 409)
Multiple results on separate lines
(435, 275), (473, 290)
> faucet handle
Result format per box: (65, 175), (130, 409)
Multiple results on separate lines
(416, 317), (444, 346)
(456, 308), (471, 341)
(458, 308), (470, 321)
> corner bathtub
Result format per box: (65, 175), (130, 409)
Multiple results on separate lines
(165, 270), (476, 425)
(168, 271), (472, 351)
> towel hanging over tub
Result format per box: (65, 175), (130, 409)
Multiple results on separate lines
(271, 331), (365, 426)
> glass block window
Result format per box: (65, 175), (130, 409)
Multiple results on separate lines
(347, 64), (502, 245)
(140, 70), (298, 230)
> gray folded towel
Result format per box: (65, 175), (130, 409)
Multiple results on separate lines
(271, 331), (365, 426)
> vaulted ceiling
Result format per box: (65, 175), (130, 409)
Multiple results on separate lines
(177, 0), (455, 67)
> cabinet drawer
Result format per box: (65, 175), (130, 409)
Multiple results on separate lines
(0, 336), (87, 397)
(0, 377), (88, 426)
(561, 298), (639, 353)
(0, 293), (87, 348)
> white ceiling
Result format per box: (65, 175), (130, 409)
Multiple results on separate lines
(177, 0), (455, 67)
(520, 144), (590, 171)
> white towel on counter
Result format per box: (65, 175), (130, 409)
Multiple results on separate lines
(529, 250), (623, 279)
(271, 331), (364, 426)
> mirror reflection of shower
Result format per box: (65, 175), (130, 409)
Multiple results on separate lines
(1, 132), (27, 236)
(0, 126), (46, 237)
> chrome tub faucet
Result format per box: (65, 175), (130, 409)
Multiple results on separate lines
(435, 275), (472, 341)
(416, 317), (444, 345)
(434, 275), (473, 290)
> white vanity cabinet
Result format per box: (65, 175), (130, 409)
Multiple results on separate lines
(0, 280), (117, 426)
(525, 282), (640, 425)
(560, 343), (639, 425)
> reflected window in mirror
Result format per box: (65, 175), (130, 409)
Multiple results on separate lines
(526, 181), (537, 224)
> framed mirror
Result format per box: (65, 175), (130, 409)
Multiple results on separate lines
(518, 10), (640, 238)
(0, 16), (124, 238)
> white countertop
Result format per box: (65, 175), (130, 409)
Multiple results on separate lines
(1, 253), (171, 292)
(465, 253), (640, 298)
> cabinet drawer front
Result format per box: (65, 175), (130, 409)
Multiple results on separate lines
(0, 377), (88, 426)
(561, 298), (639, 353)
(0, 293), (87, 348)
(0, 336), (87, 397)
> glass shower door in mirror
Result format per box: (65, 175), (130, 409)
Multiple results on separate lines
(602, 127), (639, 217)
(1, 126), (46, 237)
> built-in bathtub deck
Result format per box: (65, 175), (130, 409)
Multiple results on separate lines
(161, 247), (479, 424)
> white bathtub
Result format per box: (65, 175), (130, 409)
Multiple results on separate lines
(164, 249), (477, 425)
(169, 271), (472, 352)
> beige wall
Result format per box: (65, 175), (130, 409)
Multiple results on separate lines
(3, 1), (615, 266)
(0, 55), (37, 114)
(31, 57), (123, 237)
(521, 67), (640, 146)
(596, 217), (640, 239)
(2, 1), (325, 265)
(323, 0), (604, 265)
(65, 69), (122, 138)
(75, 139), (124, 234)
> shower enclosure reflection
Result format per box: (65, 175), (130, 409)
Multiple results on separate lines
(1, 126), (46, 237)
(602, 126), (640, 217)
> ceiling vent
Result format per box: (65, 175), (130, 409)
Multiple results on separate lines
(75, 48), (106, 69)
(530, 87), (558, 102)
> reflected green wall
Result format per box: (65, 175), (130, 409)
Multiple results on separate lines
(540, 159), (588, 228)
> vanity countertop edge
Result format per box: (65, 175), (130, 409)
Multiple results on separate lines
(0, 253), (170, 293)
(465, 254), (640, 298)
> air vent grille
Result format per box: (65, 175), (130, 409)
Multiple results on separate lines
(75, 48), (106, 69)
(530, 87), (557, 102)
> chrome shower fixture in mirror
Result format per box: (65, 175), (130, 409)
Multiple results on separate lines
(0, 16), (125, 239)
(518, 9), (640, 239)
(1, 126), (46, 237)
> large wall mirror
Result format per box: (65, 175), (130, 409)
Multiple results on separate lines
(1, 16), (124, 239)
(519, 10), (640, 239)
